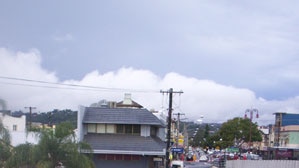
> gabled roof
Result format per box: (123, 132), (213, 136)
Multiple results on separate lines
(84, 133), (165, 155)
(116, 100), (143, 108)
(83, 107), (165, 126)
(116, 93), (143, 108)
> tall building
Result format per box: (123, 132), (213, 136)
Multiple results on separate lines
(270, 112), (299, 159)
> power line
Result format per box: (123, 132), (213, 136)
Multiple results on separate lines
(0, 76), (159, 93)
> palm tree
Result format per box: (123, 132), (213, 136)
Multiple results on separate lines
(6, 121), (95, 168)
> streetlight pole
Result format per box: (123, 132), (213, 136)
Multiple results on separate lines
(244, 108), (259, 151)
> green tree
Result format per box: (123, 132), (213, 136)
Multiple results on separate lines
(0, 119), (12, 167)
(6, 143), (36, 167)
(7, 122), (94, 168)
(217, 117), (262, 148)
(35, 122), (94, 168)
(0, 119), (10, 145)
(204, 124), (210, 139)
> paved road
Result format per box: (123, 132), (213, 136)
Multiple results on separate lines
(185, 161), (214, 168)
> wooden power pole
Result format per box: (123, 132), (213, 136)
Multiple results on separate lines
(25, 106), (36, 130)
(160, 88), (183, 168)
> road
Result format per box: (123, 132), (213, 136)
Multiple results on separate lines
(184, 161), (214, 168)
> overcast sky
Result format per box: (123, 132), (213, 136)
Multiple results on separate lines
(1, 0), (299, 124)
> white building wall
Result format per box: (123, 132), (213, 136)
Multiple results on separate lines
(77, 105), (86, 142)
(10, 131), (39, 146)
(157, 127), (166, 141)
(0, 113), (38, 146)
(1, 113), (26, 132)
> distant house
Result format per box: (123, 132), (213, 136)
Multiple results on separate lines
(77, 94), (166, 168)
(0, 110), (37, 146)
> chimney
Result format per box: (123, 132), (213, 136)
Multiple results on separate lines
(123, 93), (133, 105)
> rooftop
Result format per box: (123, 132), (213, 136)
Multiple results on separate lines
(84, 133), (165, 155)
(83, 107), (165, 127)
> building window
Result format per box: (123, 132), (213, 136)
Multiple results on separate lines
(87, 124), (96, 133)
(13, 125), (17, 131)
(151, 127), (157, 136)
(116, 124), (140, 135)
(115, 154), (123, 160)
(107, 154), (114, 160)
(106, 124), (115, 133)
(125, 125), (133, 134)
(98, 154), (140, 161)
(96, 124), (106, 133)
(132, 125), (141, 135)
(116, 124), (124, 133)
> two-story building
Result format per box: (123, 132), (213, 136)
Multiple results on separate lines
(77, 94), (166, 168)
(264, 112), (299, 160)
(0, 110), (37, 146)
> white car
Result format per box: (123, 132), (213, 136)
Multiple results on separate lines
(199, 155), (209, 162)
(171, 160), (184, 168)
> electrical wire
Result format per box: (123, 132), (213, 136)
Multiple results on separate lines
(0, 76), (160, 93)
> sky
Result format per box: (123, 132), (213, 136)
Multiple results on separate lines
(0, 0), (299, 125)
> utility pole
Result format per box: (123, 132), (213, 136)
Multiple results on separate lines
(244, 108), (259, 150)
(25, 106), (36, 130)
(173, 112), (185, 146)
(173, 112), (185, 160)
(160, 88), (183, 168)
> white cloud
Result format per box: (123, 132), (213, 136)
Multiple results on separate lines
(0, 48), (298, 125)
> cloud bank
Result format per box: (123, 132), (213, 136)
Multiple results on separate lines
(1, 48), (298, 124)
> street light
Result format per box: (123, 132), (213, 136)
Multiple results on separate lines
(244, 108), (259, 150)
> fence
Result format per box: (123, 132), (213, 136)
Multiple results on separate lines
(226, 160), (299, 168)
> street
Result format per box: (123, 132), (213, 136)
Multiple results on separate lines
(184, 161), (214, 168)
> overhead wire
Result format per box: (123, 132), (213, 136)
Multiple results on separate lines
(0, 76), (160, 93)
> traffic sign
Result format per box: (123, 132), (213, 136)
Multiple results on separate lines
(171, 148), (184, 153)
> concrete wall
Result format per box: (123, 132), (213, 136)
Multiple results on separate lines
(226, 160), (299, 168)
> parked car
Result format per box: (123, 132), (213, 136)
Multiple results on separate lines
(171, 160), (184, 168)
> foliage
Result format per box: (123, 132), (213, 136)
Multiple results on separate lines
(187, 122), (221, 147)
(204, 124), (210, 138)
(216, 117), (262, 148)
(6, 143), (36, 168)
(0, 142), (11, 167)
(188, 118), (262, 150)
(0, 119), (12, 167)
(29, 109), (77, 127)
(6, 122), (94, 168)
(0, 119), (11, 145)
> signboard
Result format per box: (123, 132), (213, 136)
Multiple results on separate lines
(227, 147), (239, 153)
(171, 148), (184, 153)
